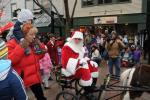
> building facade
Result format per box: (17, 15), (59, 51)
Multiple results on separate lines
(0, 0), (147, 35)
(0, 0), (53, 32)
(66, 0), (147, 35)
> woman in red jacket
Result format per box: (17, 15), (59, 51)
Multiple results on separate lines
(7, 23), (47, 100)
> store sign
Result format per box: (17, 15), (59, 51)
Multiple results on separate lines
(94, 16), (117, 24)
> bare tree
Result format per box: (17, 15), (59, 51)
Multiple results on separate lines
(33, 0), (63, 26)
(63, 0), (78, 36)
(33, 0), (78, 37)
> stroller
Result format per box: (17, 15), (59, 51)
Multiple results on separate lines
(121, 52), (134, 68)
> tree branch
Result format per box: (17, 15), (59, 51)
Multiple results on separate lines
(48, 0), (63, 26)
(71, 0), (77, 19)
(33, 0), (54, 19)
(63, 0), (70, 22)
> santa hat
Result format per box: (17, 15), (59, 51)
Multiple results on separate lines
(18, 9), (33, 22)
(0, 39), (8, 59)
(67, 31), (83, 41)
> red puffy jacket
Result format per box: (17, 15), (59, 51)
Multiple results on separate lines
(7, 39), (45, 87)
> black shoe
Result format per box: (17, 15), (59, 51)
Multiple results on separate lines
(84, 93), (97, 100)
(44, 87), (50, 90)
(90, 85), (99, 92)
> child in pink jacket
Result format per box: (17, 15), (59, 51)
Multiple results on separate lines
(39, 48), (53, 89)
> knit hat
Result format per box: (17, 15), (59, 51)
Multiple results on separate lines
(0, 39), (8, 59)
(18, 9), (34, 22)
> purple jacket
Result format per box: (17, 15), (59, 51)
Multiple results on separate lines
(133, 50), (141, 61)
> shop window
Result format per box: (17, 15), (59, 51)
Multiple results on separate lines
(104, 0), (112, 3)
(98, 0), (103, 4)
(118, 0), (130, 2)
(82, 0), (94, 6)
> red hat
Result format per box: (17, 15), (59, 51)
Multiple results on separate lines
(67, 31), (83, 42)
(71, 31), (83, 40)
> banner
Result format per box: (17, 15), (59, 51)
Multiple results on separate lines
(94, 16), (117, 24)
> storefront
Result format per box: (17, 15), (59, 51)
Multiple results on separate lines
(73, 13), (146, 35)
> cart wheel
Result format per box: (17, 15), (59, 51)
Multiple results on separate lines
(50, 66), (61, 81)
(56, 91), (78, 100)
(75, 80), (84, 95)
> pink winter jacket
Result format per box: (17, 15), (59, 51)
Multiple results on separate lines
(39, 53), (52, 74)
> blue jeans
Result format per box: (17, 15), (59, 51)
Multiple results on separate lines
(108, 57), (121, 77)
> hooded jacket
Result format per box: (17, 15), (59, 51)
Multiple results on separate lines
(13, 20), (23, 41)
(0, 60), (27, 100)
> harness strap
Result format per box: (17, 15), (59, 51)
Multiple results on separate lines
(137, 65), (142, 86)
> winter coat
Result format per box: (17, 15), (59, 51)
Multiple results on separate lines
(13, 20), (24, 41)
(61, 42), (99, 86)
(0, 60), (27, 100)
(106, 39), (125, 58)
(133, 50), (141, 61)
(91, 49), (101, 59)
(39, 53), (52, 75)
(47, 41), (58, 65)
(7, 39), (45, 87)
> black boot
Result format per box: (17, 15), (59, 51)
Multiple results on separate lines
(92, 78), (97, 87)
(83, 87), (97, 100)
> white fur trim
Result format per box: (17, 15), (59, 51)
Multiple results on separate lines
(61, 68), (72, 77)
(65, 41), (84, 55)
(79, 78), (93, 86)
(78, 50), (85, 59)
(90, 61), (98, 68)
(84, 57), (90, 61)
(66, 37), (72, 42)
(66, 58), (78, 75)
(72, 31), (83, 40)
(91, 72), (99, 78)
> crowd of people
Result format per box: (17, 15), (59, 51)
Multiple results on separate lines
(83, 27), (142, 78)
(0, 8), (143, 100)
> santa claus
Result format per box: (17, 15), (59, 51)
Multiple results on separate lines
(61, 31), (99, 87)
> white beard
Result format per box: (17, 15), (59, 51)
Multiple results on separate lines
(65, 39), (83, 53)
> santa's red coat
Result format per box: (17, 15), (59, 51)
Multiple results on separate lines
(61, 42), (99, 86)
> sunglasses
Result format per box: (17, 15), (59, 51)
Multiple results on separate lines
(74, 38), (82, 40)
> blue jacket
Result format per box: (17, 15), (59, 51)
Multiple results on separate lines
(0, 60), (28, 100)
(13, 20), (24, 41)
